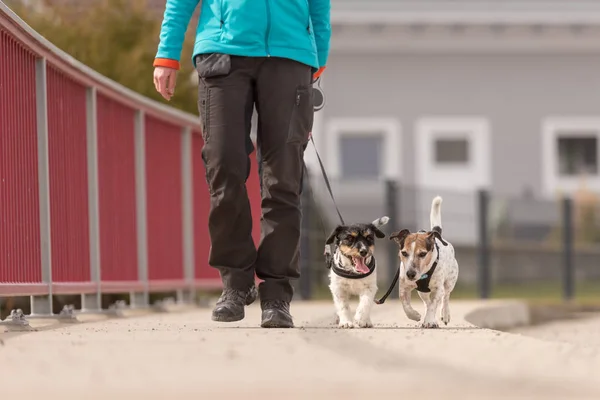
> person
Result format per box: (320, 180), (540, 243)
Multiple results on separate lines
(153, 0), (331, 328)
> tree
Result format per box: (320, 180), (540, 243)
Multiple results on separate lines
(10, 0), (199, 114)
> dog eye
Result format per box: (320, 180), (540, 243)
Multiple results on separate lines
(418, 252), (427, 258)
(401, 251), (408, 257)
(345, 235), (354, 241)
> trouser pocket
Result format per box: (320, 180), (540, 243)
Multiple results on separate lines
(195, 53), (232, 78)
(196, 54), (232, 144)
(198, 86), (211, 143)
(286, 85), (314, 145)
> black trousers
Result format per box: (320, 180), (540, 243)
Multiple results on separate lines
(196, 54), (313, 303)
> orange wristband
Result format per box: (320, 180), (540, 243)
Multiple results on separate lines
(153, 58), (181, 70)
(313, 66), (326, 80)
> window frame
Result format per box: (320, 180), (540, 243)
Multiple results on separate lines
(415, 117), (491, 190)
(325, 118), (402, 180)
(542, 117), (600, 196)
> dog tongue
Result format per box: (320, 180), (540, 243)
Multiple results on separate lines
(353, 257), (370, 274)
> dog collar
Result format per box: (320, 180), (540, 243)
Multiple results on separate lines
(415, 242), (440, 293)
(332, 256), (376, 280)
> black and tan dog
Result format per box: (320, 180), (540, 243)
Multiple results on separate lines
(325, 216), (389, 328)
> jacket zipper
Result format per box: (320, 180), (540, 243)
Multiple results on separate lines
(305, 0), (311, 34)
(265, 0), (271, 56)
(220, 0), (224, 28)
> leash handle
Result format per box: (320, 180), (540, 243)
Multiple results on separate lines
(375, 266), (400, 305)
(312, 77), (325, 112)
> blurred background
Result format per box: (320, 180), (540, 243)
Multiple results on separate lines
(3, 0), (600, 312)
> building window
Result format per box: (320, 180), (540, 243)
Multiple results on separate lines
(325, 118), (401, 181)
(557, 135), (597, 176)
(415, 117), (490, 191)
(434, 138), (470, 164)
(542, 118), (600, 196)
(339, 134), (383, 179)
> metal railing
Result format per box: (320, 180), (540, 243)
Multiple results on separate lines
(0, 3), (262, 316)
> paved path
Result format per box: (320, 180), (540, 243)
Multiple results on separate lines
(1, 300), (599, 399)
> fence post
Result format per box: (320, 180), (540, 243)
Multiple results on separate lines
(385, 180), (399, 300)
(299, 173), (312, 300)
(562, 196), (574, 301)
(31, 57), (53, 316)
(477, 189), (491, 299)
(131, 110), (149, 308)
(179, 127), (196, 304)
(82, 86), (102, 311)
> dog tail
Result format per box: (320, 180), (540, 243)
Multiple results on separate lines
(372, 216), (390, 228)
(430, 196), (443, 230)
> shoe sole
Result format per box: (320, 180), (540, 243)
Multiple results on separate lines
(211, 311), (244, 323)
(260, 318), (294, 329)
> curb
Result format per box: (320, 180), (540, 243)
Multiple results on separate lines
(464, 300), (531, 330)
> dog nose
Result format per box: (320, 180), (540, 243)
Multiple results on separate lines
(406, 270), (417, 280)
(359, 249), (368, 257)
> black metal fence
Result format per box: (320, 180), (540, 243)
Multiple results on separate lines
(297, 174), (600, 302)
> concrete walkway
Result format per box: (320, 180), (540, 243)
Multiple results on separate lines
(1, 300), (599, 399)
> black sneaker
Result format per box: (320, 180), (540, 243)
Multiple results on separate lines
(211, 286), (258, 322)
(260, 300), (294, 328)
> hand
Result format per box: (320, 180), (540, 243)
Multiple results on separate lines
(153, 66), (178, 101)
(312, 66), (326, 82)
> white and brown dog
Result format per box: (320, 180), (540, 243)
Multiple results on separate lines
(325, 216), (389, 328)
(389, 197), (459, 328)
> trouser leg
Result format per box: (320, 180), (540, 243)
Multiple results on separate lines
(254, 57), (313, 302)
(197, 55), (257, 291)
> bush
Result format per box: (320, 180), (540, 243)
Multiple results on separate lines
(10, 0), (198, 114)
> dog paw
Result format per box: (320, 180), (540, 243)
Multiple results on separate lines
(338, 321), (354, 329)
(441, 312), (450, 326)
(406, 310), (421, 322)
(421, 321), (439, 329)
(353, 319), (373, 329)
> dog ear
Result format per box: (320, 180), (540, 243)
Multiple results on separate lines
(369, 224), (386, 239)
(389, 229), (410, 247)
(426, 230), (448, 247)
(325, 225), (345, 245)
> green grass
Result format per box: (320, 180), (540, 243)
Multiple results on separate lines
(306, 280), (600, 306)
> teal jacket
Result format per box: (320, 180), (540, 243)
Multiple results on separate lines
(154, 0), (331, 71)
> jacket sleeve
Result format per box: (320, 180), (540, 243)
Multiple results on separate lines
(154, 0), (200, 70)
(309, 0), (331, 68)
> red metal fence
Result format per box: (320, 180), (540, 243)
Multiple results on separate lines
(46, 65), (91, 290)
(0, 25), (41, 294)
(0, 3), (261, 312)
(96, 94), (139, 289)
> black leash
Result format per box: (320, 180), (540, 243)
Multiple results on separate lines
(308, 137), (394, 304)
(310, 136), (345, 225)
(302, 162), (329, 240)
(374, 267), (400, 305)
(308, 98), (393, 305)
(306, 137), (344, 270)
